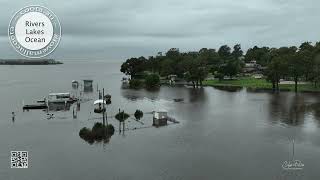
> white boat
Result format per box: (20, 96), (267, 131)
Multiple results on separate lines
(93, 99), (106, 113)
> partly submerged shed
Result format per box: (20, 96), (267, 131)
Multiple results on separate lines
(153, 111), (168, 127)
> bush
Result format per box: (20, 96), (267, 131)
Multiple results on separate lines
(215, 72), (224, 81)
(134, 109), (143, 120)
(145, 74), (160, 88)
(129, 79), (143, 89)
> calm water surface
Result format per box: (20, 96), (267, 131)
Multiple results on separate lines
(0, 60), (320, 180)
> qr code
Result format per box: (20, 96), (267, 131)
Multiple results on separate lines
(11, 151), (28, 168)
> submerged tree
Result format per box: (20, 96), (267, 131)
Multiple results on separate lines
(134, 110), (143, 120)
(115, 111), (130, 122)
(115, 110), (130, 132)
(79, 122), (115, 144)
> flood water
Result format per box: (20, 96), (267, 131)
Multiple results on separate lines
(0, 60), (320, 180)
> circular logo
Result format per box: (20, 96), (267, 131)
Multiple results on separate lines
(8, 5), (61, 58)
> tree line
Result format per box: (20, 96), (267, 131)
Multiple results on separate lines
(120, 42), (320, 91)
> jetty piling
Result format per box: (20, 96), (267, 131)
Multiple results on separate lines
(102, 88), (105, 127)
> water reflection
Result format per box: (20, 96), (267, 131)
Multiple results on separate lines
(268, 94), (306, 126)
(188, 88), (206, 103)
(84, 86), (94, 93)
(121, 88), (160, 101)
(121, 86), (209, 105)
(267, 93), (320, 126)
(121, 85), (320, 128)
(212, 86), (243, 92)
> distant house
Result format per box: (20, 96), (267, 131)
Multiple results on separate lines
(83, 80), (93, 88)
(168, 74), (177, 84)
(242, 60), (263, 74)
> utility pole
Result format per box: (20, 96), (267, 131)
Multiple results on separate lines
(123, 110), (125, 132)
(119, 108), (121, 132)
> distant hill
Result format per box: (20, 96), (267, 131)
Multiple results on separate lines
(0, 59), (63, 65)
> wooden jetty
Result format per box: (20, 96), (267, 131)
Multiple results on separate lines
(23, 104), (48, 110)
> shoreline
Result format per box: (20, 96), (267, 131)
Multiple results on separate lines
(161, 77), (320, 93)
(0, 59), (63, 65)
(202, 78), (320, 93)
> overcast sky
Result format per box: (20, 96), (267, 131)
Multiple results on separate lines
(0, 0), (319, 60)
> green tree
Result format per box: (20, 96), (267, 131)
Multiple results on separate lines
(288, 52), (304, 93)
(266, 57), (285, 91)
(311, 55), (320, 87)
(245, 46), (270, 65)
(231, 44), (243, 60)
(218, 45), (231, 60)
(220, 58), (241, 79)
(120, 57), (146, 78)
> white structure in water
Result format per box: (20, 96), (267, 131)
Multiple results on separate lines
(47, 93), (75, 103)
(83, 80), (93, 88)
(153, 111), (168, 126)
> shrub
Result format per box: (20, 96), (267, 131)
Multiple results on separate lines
(145, 74), (160, 88)
(215, 72), (224, 81)
(129, 79), (143, 89)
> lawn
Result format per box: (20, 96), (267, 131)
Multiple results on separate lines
(203, 77), (320, 92)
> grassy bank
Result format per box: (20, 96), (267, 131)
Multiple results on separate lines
(203, 77), (320, 92)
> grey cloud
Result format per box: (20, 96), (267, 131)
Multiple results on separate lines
(0, 0), (320, 60)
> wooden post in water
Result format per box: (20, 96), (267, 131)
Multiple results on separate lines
(292, 139), (295, 160)
(102, 88), (105, 126)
